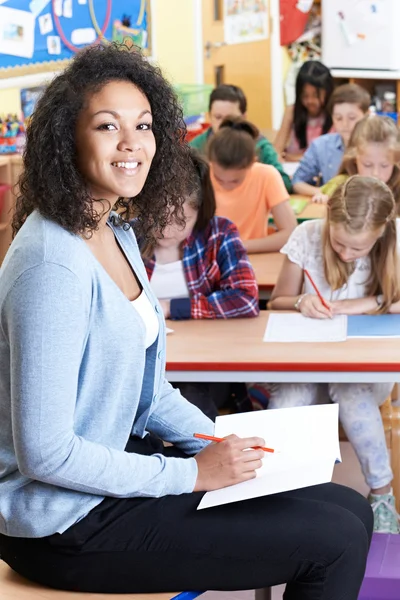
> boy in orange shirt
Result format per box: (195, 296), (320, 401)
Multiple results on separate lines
(209, 117), (297, 253)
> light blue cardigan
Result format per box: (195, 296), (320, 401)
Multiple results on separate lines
(0, 211), (213, 538)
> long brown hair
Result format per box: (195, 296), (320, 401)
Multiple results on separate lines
(339, 115), (400, 208)
(207, 116), (258, 169)
(322, 175), (400, 313)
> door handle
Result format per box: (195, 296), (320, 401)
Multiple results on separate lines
(205, 40), (227, 58)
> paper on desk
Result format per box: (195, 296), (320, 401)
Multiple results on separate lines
(283, 162), (300, 178)
(264, 313), (347, 343)
(347, 314), (400, 338)
(198, 404), (341, 510)
(166, 327), (174, 335)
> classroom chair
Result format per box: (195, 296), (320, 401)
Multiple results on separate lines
(339, 396), (400, 513)
(0, 560), (272, 600)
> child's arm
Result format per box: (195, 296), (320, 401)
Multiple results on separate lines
(274, 105), (294, 159)
(169, 220), (259, 320)
(257, 138), (292, 193)
(292, 142), (322, 196)
(331, 297), (400, 315)
(244, 200), (297, 254)
(269, 257), (332, 318)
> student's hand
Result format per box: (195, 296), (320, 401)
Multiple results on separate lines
(159, 299), (171, 319)
(311, 191), (329, 204)
(331, 297), (377, 316)
(193, 434), (265, 491)
(299, 294), (333, 319)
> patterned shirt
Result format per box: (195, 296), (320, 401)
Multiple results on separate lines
(143, 216), (259, 320)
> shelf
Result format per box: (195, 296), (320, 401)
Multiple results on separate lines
(331, 69), (400, 81)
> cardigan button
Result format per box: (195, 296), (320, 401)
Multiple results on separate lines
(158, 351), (162, 359)
(155, 305), (160, 313)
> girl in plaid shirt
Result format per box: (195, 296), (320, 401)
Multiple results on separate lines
(141, 150), (259, 418)
(142, 150), (259, 321)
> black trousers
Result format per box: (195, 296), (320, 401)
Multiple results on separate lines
(173, 382), (252, 420)
(0, 435), (373, 599)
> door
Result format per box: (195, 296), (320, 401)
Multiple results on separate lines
(202, 0), (272, 132)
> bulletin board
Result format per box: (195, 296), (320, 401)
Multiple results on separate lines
(0, 0), (150, 79)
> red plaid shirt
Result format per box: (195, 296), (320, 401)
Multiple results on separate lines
(143, 216), (259, 320)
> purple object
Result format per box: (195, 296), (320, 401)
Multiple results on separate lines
(359, 534), (400, 599)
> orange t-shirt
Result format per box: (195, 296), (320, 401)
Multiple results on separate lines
(211, 162), (289, 241)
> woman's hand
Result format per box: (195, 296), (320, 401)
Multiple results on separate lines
(193, 434), (265, 491)
(299, 294), (333, 319)
(331, 297), (377, 316)
(311, 191), (329, 204)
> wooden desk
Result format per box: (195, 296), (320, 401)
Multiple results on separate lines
(166, 312), (400, 383)
(249, 252), (283, 293)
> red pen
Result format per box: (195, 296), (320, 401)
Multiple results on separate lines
(194, 433), (274, 453)
(304, 269), (331, 311)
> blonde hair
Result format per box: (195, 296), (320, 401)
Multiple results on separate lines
(339, 115), (400, 207)
(322, 175), (400, 313)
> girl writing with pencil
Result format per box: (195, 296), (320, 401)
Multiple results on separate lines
(269, 175), (400, 534)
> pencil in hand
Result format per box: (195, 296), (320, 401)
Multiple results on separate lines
(194, 433), (275, 453)
(303, 269), (331, 312)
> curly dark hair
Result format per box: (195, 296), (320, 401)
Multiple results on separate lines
(13, 42), (192, 239)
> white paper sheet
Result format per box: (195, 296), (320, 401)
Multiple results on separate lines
(282, 161), (300, 177)
(263, 313), (347, 343)
(166, 327), (174, 335)
(0, 6), (35, 59)
(71, 27), (96, 45)
(198, 404), (341, 510)
(38, 13), (53, 35)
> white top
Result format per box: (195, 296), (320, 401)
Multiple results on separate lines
(131, 291), (159, 349)
(150, 260), (190, 300)
(281, 219), (400, 301)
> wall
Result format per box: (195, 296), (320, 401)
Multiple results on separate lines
(0, 87), (21, 115)
(152, 0), (197, 84)
(0, 0), (198, 117)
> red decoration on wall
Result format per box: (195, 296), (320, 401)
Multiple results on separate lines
(280, 0), (312, 46)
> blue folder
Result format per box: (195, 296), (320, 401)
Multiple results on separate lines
(347, 314), (400, 338)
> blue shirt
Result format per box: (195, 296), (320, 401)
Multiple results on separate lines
(0, 211), (213, 538)
(292, 133), (345, 186)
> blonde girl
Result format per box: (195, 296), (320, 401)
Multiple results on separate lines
(269, 175), (400, 533)
(313, 115), (400, 205)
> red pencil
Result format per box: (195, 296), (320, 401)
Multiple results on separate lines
(194, 433), (274, 453)
(303, 269), (330, 311)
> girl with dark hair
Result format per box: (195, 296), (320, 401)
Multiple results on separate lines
(209, 116), (297, 254)
(0, 43), (373, 598)
(275, 60), (334, 162)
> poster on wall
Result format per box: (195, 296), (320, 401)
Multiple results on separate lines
(224, 0), (269, 45)
(0, 0), (150, 79)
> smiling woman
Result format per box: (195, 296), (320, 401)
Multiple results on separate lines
(13, 43), (192, 240)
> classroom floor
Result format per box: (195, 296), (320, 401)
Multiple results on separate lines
(199, 441), (369, 600)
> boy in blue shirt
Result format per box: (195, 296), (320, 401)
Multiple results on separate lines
(292, 84), (370, 196)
